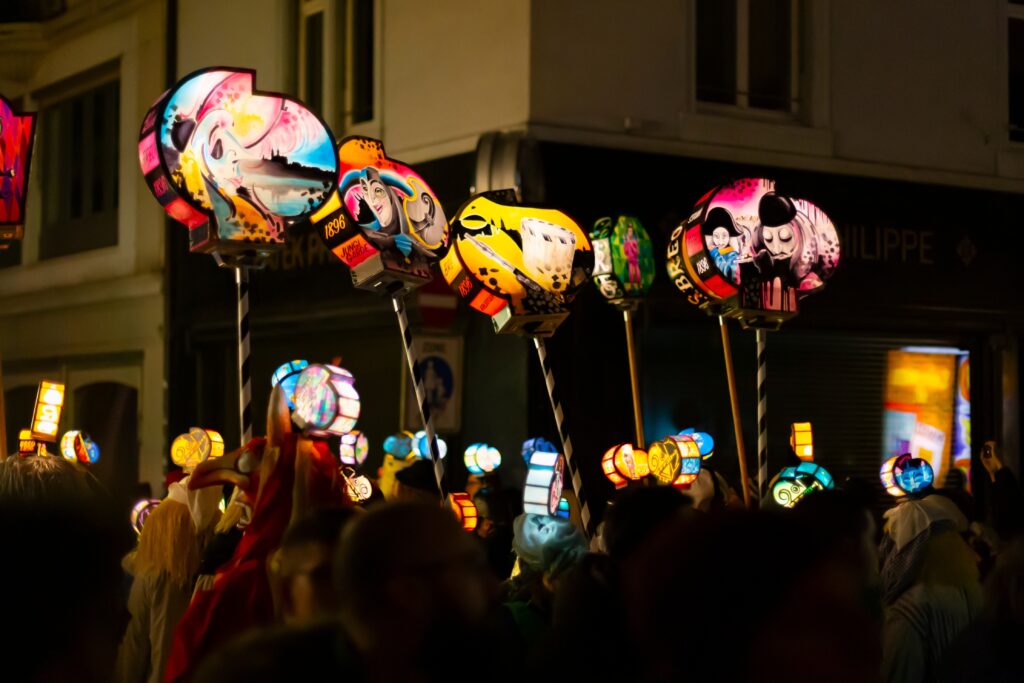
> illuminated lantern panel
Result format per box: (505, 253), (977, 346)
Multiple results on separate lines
(672, 436), (704, 488)
(292, 364), (361, 436)
(602, 444), (649, 489)
(880, 457), (904, 498)
(18, 429), (44, 457)
(522, 437), (557, 464)
(881, 453), (935, 497)
(790, 422), (814, 461)
(171, 428), (225, 471)
(130, 498), (160, 535)
(271, 360), (310, 409)
(678, 429), (716, 460)
(589, 216), (657, 308)
(31, 380), (65, 441)
(60, 431), (100, 464)
(523, 450), (564, 517)
(339, 430), (370, 467)
(383, 432), (415, 460)
(772, 462), (835, 508)
(464, 443), (502, 475)
(341, 467), (373, 503)
(602, 446), (629, 489)
(411, 430), (448, 461)
(450, 492), (479, 532)
(556, 496), (571, 520)
(647, 438), (683, 485)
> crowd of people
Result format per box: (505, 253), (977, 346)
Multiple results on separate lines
(2, 392), (1023, 683)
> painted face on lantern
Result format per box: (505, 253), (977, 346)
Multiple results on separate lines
(359, 171), (395, 229)
(712, 226), (731, 249)
(762, 224), (798, 258)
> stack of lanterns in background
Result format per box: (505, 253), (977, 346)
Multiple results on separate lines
(768, 422), (835, 509)
(602, 429), (713, 491)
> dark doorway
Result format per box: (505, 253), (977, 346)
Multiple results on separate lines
(74, 382), (138, 511)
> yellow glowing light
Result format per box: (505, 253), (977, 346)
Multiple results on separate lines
(171, 427), (224, 471)
(790, 422), (814, 461)
(602, 444), (649, 488)
(31, 380), (65, 442)
(450, 492), (479, 532)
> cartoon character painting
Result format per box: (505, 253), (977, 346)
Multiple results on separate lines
(0, 94), (36, 248)
(139, 67), (338, 261)
(590, 215), (655, 308)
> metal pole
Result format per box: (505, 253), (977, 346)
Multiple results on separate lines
(719, 316), (752, 508)
(392, 294), (448, 502)
(756, 328), (768, 501)
(235, 267), (252, 444)
(622, 308), (645, 448)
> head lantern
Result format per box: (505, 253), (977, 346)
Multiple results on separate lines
(589, 216), (656, 309)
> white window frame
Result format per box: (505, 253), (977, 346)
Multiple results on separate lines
(298, 0), (382, 138)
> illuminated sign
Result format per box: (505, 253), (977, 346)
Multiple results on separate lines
(590, 215), (656, 308)
(31, 380), (65, 441)
(0, 94), (36, 249)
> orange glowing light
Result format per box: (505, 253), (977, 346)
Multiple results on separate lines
(450, 492), (479, 532)
(31, 380), (65, 441)
(790, 422), (814, 461)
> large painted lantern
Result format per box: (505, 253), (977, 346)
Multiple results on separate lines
(138, 67), (338, 265)
(271, 360), (309, 410)
(292, 364), (361, 437)
(311, 136), (449, 292)
(880, 453), (934, 498)
(171, 427), (225, 471)
(771, 461), (835, 508)
(442, 190), (594, 336)
(666, 178), (840, 328)
(0, 94), (36, 249)
(590, 216), (656, 309)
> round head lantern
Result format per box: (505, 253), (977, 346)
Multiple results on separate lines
(411, 430), (448, 460)
(771, 461), (835, 508)
(271, 360), (309, 410)
(590, 216), (656, 309)
(171, 428), (225, 471)
(442, 190), (594, 336)
(523, 450), (564, 517)
(60, 430), (101, 464)
(383, 431), (415, 460)
(601, 443), (650, 489)
(339, 430), (369, 467)
(291, 364), (361, 437)
(666, 179), (839, 327)
(464, 443), (502, 475)
(881, 453), (934, 497)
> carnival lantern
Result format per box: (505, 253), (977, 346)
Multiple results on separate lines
(523, 449), (564, 517)
(0, 94), (37, 250)
(790, 422), (814, 461)
(601, 443), (650, 489)
(666, 179), (840, 506)
(339, 430), (370, 468)
(411, 430), (448, 460)
(60, 430), (100, 464)
(171, 428), (225, 471)
(678, 428), (715, 459)
(556, 496), (571, 519)
(340, 466), (373, 503)
(31, 380), (64, 441)
(383, 431), (415, 460)
(18, 429), (45, 457)
(648, 434), (703, 488)
(880, 453), (934, 497)
(292, 364), (361, 437)
(522, 437), (557, 464)
(130, 498), (161, 535)
(771, 461), (835, 508)
(464, 443), (502, 475)
(450, 492), (480, 532)
(271, 360), (310, 410)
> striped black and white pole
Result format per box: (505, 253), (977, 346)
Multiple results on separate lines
(235, 267), (253, 444)
(756, 328), (768, 500)
(392, 294), (448, 502)
(533, 337), (594, 538)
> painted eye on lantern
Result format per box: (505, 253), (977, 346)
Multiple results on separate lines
(764, 231), (774, 242)
(779, 227), (793, 241)
(211, 138), (224, 160)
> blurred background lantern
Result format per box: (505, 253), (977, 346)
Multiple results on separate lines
(556, 496), (571, 519)
(589, 216), (656, 308)
(31, 380), (64, 441)
(881, 453), (934, 497)
(442, 190), (594, 337)
(339, 430), (369, 467)
(671, 434), (704, 488)
(464, 443), (502, 475)
(678, 429), (715, 459)
(450, 492), (479, 532)
(523, 450), (564, 516)
(771, 462), (835, 508)
(292, 364), (361, 437)
(522, 437), (556, 464)
(18, 428), (44, 456)
(271, 360), (310, 409)
(880, 456), (903, 497)
(170, 428), (225, 471)
(383, 431), (415, 460)
(601, 443), (649, 489)
(411, 430), (448, 460)
(130, 498), (160, 535)
(340, 467), (373, 503)
(59, 430), (100, 464)
(790, 423), (814, 461)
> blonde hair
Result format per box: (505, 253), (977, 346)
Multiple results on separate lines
(133, 499), (200, 588)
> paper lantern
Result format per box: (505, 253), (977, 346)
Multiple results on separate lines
(601, 443), (649, 489)
(790, 422), (814, 461)
(138, 67), (338, 263)
(340, 466), (373, 503)
(383, 431), (415, 460)
(666, 178), (839, 328)
(880, 453), (934, 497)
(0, 94), (36, 249)
(441, 190), (594, 336)
(271, 360), (309, 409)
(18, 429), (44, 457)
(59, 430), (100, 464)
(171, 428), (225, 471)
(339, 430), (370, 467)
(523, 450), (564, 517)
(464, 443), (502, 475)
(771, 461), (835, 508)
(411, 430), (448, 460)
(522, 437), (557, 464)
(30, 380), (65, 441)
(646, 438), (683, 485)
(678, 428), (715, 460)
(450, 492), (479, 532)
(590, 216), (656, 309)
(310, 137), (449, 292)
(130, 498), (161, 535)
(292, 364), (361, 436)
(556, 496), (571, 519)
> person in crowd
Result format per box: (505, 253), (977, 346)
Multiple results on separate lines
(335, 502), (512, 682)
(0, 452), (106, 502)
(268, 507), (358, 626)
(980, 440), (1024, 540)
(684, 464), (745, 512)
(193, 487), (248, 596)
(473, 486), (517, 578)
(879, 486), (981, 683)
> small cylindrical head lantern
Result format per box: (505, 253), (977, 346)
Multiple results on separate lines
(790, 422), (814, 461)
(646, 438), (682, 485)
(601, 443), (649, 489)
(881, 453), (934, 497)
(18, 428), (44, 457)
(60, 430), (100, 464)
(383, 431), (415, 460)
(771, 461), (835, 508)
(339, 430), (370, 467)
(672, 435), (703, 488)
(678, 429), (715, 459)
(522, 437), (557, 464)
(171, 427), (225, 471)
(130, 498), (161, 535)
(340, 466), (373, 503)
(271, 359), (310, 409)
(450, 492), (479, 532)
(523, 450), (564, 517)
(292, 364), (361, 436)
(464, 443), (502, 475)
(31, 380), (65, 442)
(411, 430), (448, 460)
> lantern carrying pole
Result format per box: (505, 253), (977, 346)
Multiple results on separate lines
(719, 316), (752, 508)
(391, 293), (448, 503)
(533, 337), (594, 538)
(235, 266), (253, 444)
(622, 307), (645, 449)
(756, 328), (768, 501)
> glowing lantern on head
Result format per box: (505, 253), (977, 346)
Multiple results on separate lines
(31, 380), (65, 441)
(522, 437), (557, 464)
(601, 443), (649, 489)
(771, 461), (835, 508)
(672, 435), (704, 488)
(130, 498), (160, 535)
(171, 428), (225, 471)
(881, 453), (934, 497)
(340, 466), (373, 503)
(450, 492), (479, 532)
(646, 438), (683, 485)
(678, 429), (715, 460)
(339, 430), (370, 467)
(271, 360), (309, 409)
(411, 430), (448, 460)
(464, 443), (502, 475)
(790, 422), (814, 461)
(383, 431), (415, 460)
(60, 430), (100, 464)
(18, 429), (44, 457)
(523, 450), (564, 517)
(292, 364), (361, 436)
